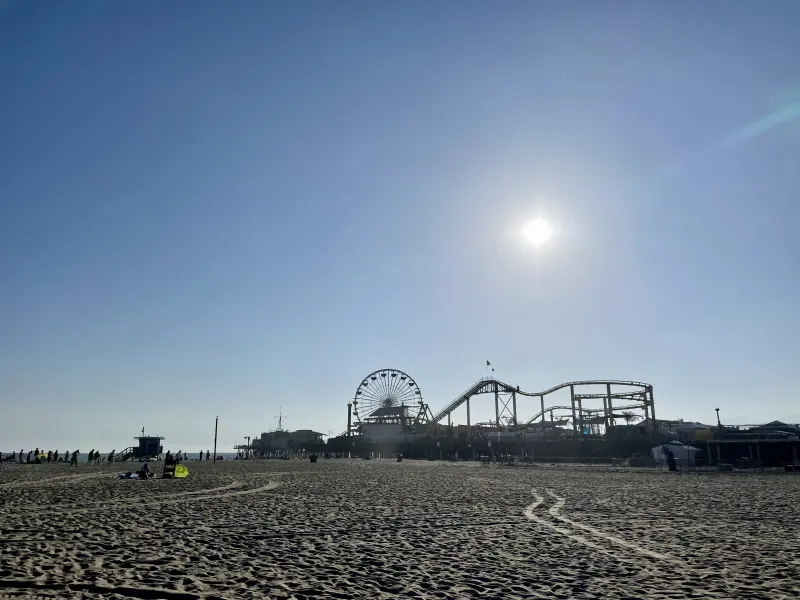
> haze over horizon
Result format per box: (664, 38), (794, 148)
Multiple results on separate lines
(2, 1), (800, 452)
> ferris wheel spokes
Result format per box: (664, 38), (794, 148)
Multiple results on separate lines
(352, 368), (427, 425)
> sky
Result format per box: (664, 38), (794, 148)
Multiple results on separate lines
(2, 1), (800, 452)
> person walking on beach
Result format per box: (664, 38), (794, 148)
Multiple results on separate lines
(88, 450), (94, 464)
(53, 450), (59, 463)
(108, 449), (115, 463)
(19, 449), (24, 463)
(665, 446), (677, 472)
(205, 450), (210, 461)
(70, 450), (79, 466)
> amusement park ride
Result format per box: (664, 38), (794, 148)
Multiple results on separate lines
(347, 368), (656, 440)
(349, 369), (432, 433)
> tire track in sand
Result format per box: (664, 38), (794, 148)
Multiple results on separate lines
(0, 472), (109, 489)
(544, 489), (679, 564)
(523, 490), (623, 560)
(45, 480), (283, 516)
(182, 480), (281, 503)
(524, 488), (682, 566)
(524, 488), (744, 599)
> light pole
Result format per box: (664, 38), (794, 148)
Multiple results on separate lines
(213, 416), (218, 464)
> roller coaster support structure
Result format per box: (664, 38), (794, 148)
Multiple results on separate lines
(429, 378), (657, 436)
(570, 385), (578, 434)
(540, 395), (546, 440)
(467, 397), (471, 440)
(494, 384), (500, 429)
(649, 385), (656, 426)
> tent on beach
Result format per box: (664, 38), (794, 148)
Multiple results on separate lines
(652, 441), (698, 468)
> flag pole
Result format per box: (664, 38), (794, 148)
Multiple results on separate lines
(213, 416), (218, 464)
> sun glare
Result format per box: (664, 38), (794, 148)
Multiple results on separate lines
(522, 218), (554, 246)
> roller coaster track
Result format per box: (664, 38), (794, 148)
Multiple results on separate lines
(429, 378), (651, 425)
(523, 403), (644, 427)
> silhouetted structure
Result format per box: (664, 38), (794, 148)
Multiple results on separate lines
(115, 434), (164, 462)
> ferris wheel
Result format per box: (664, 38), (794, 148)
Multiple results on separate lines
(352, 368), (424, 424)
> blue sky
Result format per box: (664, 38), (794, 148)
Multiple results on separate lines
(2, 1), (799, 452)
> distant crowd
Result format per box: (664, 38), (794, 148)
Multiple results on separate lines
(1, 448), (85, 465)
(0, 449), (108, 466)
(1, 449), (216, 465)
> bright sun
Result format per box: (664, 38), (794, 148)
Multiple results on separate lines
(522, 218), (554, 246)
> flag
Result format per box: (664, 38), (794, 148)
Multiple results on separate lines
(486, 360), (491, 366)
(492, 368), (495, 372)
(141, 426), (145, 436)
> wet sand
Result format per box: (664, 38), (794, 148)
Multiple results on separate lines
(1, 459), (798, 599)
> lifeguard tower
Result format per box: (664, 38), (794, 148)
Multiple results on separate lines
(116, 431), (164, 462)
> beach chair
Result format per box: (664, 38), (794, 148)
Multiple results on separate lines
(162, 462), (176, 478)
(162, 462), (189, 479)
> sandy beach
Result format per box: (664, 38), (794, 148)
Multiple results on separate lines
(1, 459), (798, 599)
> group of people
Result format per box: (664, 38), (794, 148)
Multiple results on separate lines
(2, 449), (124, 466)
(3, 448), (215, 465)
(1, 449), (81, 465)
(165, 450), (213, 462)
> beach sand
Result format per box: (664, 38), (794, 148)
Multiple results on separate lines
(1, 459), (798, 599)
